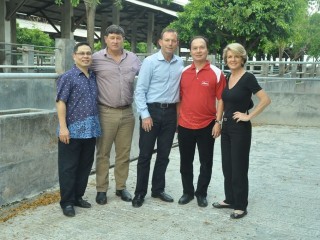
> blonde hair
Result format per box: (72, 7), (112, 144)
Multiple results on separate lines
(222, 43), (247, 66)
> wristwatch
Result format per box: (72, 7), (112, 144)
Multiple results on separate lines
(215, 120), (222, 125)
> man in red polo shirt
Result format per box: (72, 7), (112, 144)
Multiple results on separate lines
(177, 36), (226, 207)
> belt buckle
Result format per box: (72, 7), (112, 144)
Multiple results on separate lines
(160, 103), (169, 108)
(223, 118), (228, 121)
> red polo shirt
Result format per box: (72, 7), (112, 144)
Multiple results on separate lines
(178, 61), (226, 129)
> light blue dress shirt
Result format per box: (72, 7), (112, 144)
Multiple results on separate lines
(134, 50), (184, 119)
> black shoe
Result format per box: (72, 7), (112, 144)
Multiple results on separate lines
(116, 189), (132, 202)
(96, 192), (107, 205)
(62, 205), (75, 217)
(196, 196), (208, 207)
(132, 194), (144, 208)
(212, 201), (233, 209)
(230, 210), (248, 219)
(75, 198), (91, 208)
(178, 194), (194, 205)
(151, 192), (174, 202)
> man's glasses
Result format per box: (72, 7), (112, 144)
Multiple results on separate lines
(75, 52), (92, 56)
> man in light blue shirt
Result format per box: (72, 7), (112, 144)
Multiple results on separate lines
(132, 28), (184, 208)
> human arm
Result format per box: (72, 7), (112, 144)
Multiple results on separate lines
(134, 58), (153, 119)
(56, 100), (70, 144)
(212, 99), (224, 138)
(233, 89), (271, 122)
(212, 71), (226, 138)
(135, 58), (154, 131)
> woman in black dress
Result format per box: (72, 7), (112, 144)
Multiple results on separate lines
(213, 43), (271, 219)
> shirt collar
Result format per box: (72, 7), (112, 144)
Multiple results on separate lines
(72, 64), (93, 77)
(104, 48), (127, 60)
(156, 50), (178, 63)
(190, 60), (210, 70)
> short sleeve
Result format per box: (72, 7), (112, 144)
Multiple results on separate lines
(56, 74), (71, 102)
(247, 73), (262, 94)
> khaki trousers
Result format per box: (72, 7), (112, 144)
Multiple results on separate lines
(96, 105), (135, 192)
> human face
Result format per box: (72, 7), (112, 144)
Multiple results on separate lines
(73, 45), (92, 69)
(190, 38), (208, 63)
(226, 50), (244, 70)
(159, 31), (178, 59)
(104, 33), (124, 53)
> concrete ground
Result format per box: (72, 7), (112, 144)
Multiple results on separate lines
(0, 125), (319, 240)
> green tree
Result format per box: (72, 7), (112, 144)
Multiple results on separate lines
(136, 42), (147, 53)
(170, 0), (308, 59)
(16, 23), (54, 51)
(305, 13), (320, 60)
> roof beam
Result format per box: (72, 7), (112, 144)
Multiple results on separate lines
(39, 9), (60, 33)
(28, 2), (55, 16)
(72, 14), (86, 32)
(6, 0), (28, 21)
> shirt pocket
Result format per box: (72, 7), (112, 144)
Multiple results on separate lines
(121, 66), (138, 83)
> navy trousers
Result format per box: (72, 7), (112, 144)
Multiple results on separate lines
(134, 104), (177, 197)
(221, 118), (251, 211)
(178, 121), (215, 197)
(58, 138), (96, 208)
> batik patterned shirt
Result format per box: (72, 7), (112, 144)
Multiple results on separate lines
(56, 65), (101, 139)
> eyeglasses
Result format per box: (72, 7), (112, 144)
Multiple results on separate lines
(75, 52), (92, 56)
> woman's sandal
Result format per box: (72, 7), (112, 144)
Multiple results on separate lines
(230, 210), (248, 219)
(212, 201), (233, 209)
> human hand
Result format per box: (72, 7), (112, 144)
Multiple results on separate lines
(59, 127), (70, 144)
(233, 112), (250, 122)
(142, 117), (153, 132)
(212, 123), (221, 138)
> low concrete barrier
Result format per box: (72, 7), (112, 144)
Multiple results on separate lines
(0, 74), (57, 110)
(0, 108), (58, 205)
(252, 92), (320, 127)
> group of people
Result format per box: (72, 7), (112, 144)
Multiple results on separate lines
(55, 25), (271, 219)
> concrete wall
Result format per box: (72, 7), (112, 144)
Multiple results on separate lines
(252, 92), (320, 127)
(0, 109), (58, 205)
(251, 78), (320, 127)
(0, 75), (57, 110)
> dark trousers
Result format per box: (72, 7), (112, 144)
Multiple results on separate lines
(221, 118), (251, 211)
(178, 121), (215, 197)
(58, 138), (96, 208)
(134, 104), (177, 197)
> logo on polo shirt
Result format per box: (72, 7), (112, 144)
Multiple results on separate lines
(201, 81), (209, 86)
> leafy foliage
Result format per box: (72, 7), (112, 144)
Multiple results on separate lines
(306, 13), (320, 60)
(93, 40), (147, 53)
(136, 42), (147, 53)
(16, 23), (54, 51)
(170, 0), (308, 58)
(54, 0), (100, 7)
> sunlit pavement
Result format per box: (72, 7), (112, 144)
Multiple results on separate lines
(0, 125), (319, 240)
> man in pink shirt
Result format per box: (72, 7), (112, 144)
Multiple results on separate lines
(177, 36), (226, 207)
(91, 25), (141, 204)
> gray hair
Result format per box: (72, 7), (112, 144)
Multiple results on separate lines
(105, 24), (125, 37)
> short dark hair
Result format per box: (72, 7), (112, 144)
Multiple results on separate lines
(160, 28), (178, 40)
(105, 24), (125, 37)
(73, 42), (91, 53)
(190, 36), (209, 49)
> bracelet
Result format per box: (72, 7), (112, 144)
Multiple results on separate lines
(215, 120), (222, 125)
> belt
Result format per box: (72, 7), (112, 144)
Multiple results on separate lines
(147, 102), (176, 108)
(99, 103), (130, 109)
(223, 117), (233, 122)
